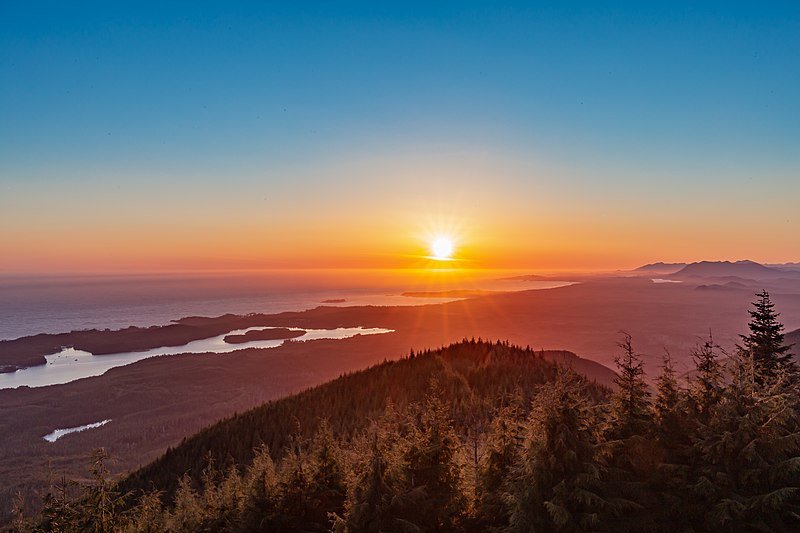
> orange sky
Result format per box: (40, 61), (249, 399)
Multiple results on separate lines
(0, 150), (800, 273)
(1, 145), (798, 275)
(3, 5), (800, 276)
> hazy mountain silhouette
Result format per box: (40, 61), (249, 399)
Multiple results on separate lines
(634, 262), (687, 274)
(670, 260), (789, 280)
(770, 262), (800, 272)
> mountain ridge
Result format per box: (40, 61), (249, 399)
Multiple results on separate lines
(670, 260), (789, 280)
(634, 262), (687, 273)
(120, 340), (613, 499)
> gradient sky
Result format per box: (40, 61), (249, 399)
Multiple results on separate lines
(1, 2), (799, 273)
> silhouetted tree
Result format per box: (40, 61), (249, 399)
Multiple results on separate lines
(304, 420), (348, 530)
(474, 405), (521, 529)
(29, 328), (800, 532)
(120, 491), (164, 533)
(690, 332), (722, 419)
(73, 449), (124, 532)
(239, 444), (278, 530)
(509, 371), (612, 531)
(395, 386), (468, 531)
(338, 430), (402, 532)
(610, 333), (651, 438)
(739, 290), (796, 382)
(39, 474), (77, 532)
(691, 352), (800, 531)
(652, 350), (688, 450)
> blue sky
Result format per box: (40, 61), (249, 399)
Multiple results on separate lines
(1, 2), (799, 271)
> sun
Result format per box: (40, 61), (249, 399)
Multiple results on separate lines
(430, 235), (455, 261)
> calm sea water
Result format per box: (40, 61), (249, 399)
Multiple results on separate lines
(1, 326), (393, 389)
(0, 270), (565, 340)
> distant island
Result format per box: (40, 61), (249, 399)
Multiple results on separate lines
(401, 289), (499, 298)
(505, 274), (572, 281)
(223, 328), (306, 344)
(0, 314), (311, 373)
(321, 298), (347, 303)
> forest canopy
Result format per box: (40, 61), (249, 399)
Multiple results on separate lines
(13, 291), (800, 533)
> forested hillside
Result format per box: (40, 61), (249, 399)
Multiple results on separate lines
(14, 292), (800, 532)
(122, 341), (605, 499)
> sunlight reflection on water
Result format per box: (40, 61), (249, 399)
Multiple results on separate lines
(1, 326), (393, 390)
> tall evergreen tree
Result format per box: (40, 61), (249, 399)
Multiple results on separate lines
(603, 334), (654, 531)
(169, 475), (206, 531)
(395, 386), (468, 531)
(739, 290), (796, 381)
(691, 353), (800, 531)
(74, 449), (124, 533)
(690, 333), (722, 419)
(339, 431), (403, 533)
(652, 350), (685, 447)
(39, 474), (78, 532)
(509, 371), (608, 532)
(610, 333), (651, 438)
(273, 443), (315, 531)
(304, 420), (348, 531)
(240, 444), (279, 531)
(120, 491), (164, 533)
(650, 351), (693, 529)
(474, 405), (521, 530)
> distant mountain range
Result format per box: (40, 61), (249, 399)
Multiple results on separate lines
(634, 260), (800, 282)
(769, 262), (800, 272)
(670, 260), (787, 280)
(634, 262), (687, 274)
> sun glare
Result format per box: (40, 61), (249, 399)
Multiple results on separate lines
(430, 235), (455, 260)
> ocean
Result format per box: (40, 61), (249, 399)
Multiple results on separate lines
(0, 269), (564, 340)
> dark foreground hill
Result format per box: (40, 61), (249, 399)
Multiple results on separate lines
(17, 295), (800, 532)
(121, 340), (610, 499)
(23, 305), (800, 532)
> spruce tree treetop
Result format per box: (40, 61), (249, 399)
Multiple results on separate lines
(739, 290), (795, 380)
(611, 333), (652, 438)
(691, 333), (722, 418)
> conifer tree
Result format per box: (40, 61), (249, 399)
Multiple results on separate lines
(10, 491), (27, 533)
(610, 333), (651, 438)
(396, 386), (468, 531)
(652, 350), (684, 445)
(74, 448), (124, 533)
(120, 491), (164, 533)
(340, 430), (401, 532)
(603, 334), (654, 531)
(305, 420), (348, 530)
(39, 475), (78, 532)
(739, 290), (796, 381)
(691, 352), (800, 531)
(690, 333), (722, 418)
(509, 371), (608, 531)
(240, 444), (279, 530)
(649, 350), (693, 527)
(30, 331), (800, 531)
(273, 443), (313, 531)
(199, 464), (245, 531)
(475, 405), (521, 529)
(169, 475), (205, 531)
